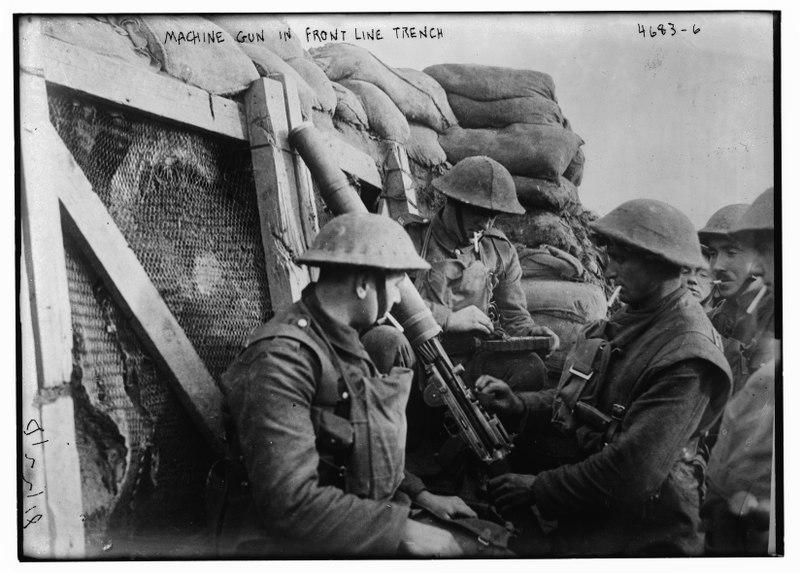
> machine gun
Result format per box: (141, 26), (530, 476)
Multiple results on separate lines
(290, 123), (515, 467)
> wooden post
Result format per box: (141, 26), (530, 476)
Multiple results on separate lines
(19, 16), (85, 558)
(381, 142), (420, 219)
(273, 73), (319, 249)
(245, 78), (311, 311)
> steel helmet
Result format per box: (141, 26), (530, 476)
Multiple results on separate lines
(591, 199), (705, 268)
(296, 212), (430, 271)
(730, 187), (775, 236)
(697, 204), (751, 243)
(432, 156), (525, 215)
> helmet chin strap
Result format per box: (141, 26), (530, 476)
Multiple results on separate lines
(374, 273), (391, 322)
(454, 202), (486, 252)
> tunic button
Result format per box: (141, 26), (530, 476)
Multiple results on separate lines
(454, 249), (461, 255)
(341, 391), (349, 400)
(297, 318), (308, 328)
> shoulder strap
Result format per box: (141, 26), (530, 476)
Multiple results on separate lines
(246, 320), (342, 406)
(413, 223), (435, 291)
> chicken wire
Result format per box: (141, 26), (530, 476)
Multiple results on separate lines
(65, 236), (214, 557)
(48, 87), (271, 380)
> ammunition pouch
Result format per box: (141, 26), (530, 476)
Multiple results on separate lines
(551, 337), (612, 434)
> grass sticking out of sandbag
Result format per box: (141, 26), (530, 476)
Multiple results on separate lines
(514, 175), (580, 212)
(497, 210), (580, 256)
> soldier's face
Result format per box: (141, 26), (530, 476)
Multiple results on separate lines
(681, 265), (712, 301)
(704, 237), (757, 297)
(753, 241), (775, 288)
(444, 201), (496, 239)
(355, 271), (405, 328)
(605, 246), (665, 307)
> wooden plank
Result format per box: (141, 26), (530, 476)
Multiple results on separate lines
(41, 34), (248, 142)
(19, 232), (55, 559)
(273, 72), (320, 248)
(245, 78), (311, 311)
(19, 20), (85, 555)
(382, 142), (421, 218)
(39, 119), (226, 455)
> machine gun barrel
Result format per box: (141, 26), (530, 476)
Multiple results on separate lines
(289, 122), (513, 464)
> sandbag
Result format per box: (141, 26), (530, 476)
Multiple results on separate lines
(42, 16), (154, 70)
(332, 82), (370, 130)
(406, 123), (448, 168)
(208, 15), (305, 61)
(311, 43), (456, 132)
(522, 278), (606, 379)
(286, 57), (337, 113)
(496, 211), (580, 255)
(447, 93), (563, 129)
(228, 43), (319, 118)
(439, 124), (582, 181)
(339, 79), (410, 144)
(513, 176), (579, 212)
(424, 63), (556, 102)
(564, 147), (585, 186)
(138, 16), (259, 96)
(396, 67), (458, 130)
(518, 245), (586, 281)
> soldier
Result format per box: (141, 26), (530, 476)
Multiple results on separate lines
(475, 199), (732, 556)
(703, 188), (778, 555)
(363, 156), (557, 498)
(215, 213), (474, 557)
(699, 204), (774, 380)
(681, 262), (713, 306)
(398, 156), (557, 388)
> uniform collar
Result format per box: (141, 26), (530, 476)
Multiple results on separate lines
(301, 284), (373, 363)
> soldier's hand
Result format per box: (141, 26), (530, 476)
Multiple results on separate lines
(529, 325), (560, 354)
(399, 518), (463, 557)
(474, 375), (524, 417)
(446, 305), (494, 334)
(414, 490), (478, 521)
(488, 473), (537, 514)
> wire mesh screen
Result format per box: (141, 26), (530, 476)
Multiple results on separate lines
(48, 87), (271, 380)
(65, 235), (213, 557)
(48, 86), (271, 556)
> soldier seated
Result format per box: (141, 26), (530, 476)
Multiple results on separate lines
(215, 212), (474, 557)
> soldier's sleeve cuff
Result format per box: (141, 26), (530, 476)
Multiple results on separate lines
(430, 303), (452, 330)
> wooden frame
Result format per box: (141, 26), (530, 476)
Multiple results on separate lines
(20, 19), (85, 556)
(245, 77), (312, 310)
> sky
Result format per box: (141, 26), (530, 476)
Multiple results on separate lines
(286, 12), (774, 228)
